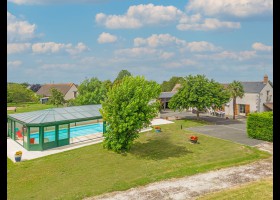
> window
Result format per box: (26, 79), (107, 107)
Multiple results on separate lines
(239, 104), (246, 113)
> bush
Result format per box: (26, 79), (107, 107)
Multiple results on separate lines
(247, 111), (273, 142)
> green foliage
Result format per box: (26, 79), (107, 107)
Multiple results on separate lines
(75, 77), (109, 105)
(247, 112), (273, 142)
(113, 69), (132, 85)
(227, 80), (245, 119)
(20, 82), (29, 88)
(169, 74), (230, 118)
(7, 83), (38, 103)
(161, 76), (184, 92)
(100, 76), (161, 152)
(48, 88), (65, 107)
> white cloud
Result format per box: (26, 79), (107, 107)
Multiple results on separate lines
(186, 0), (273, 18)
(115, 47), (157, 57)
(7, 12), (37, 42)
(134, 34), (186, 47)
(177, 18), (240, 31)
(66, 42), (89, 55)
(133, 34), (221, 54)
(187, 41), (221, 52)
(97, 32), (118, 44)
(32, 42), (71, 53)
(8, 60), (22, 68)
(32, 42), (88, 55)
(196, 50), (256, 61)
(162, 59), (197, 68)
(159, 52), (174, 60)
(40, 63), (76, 70)
(96, 4), (184, 29)
(115, 47), (175, 61)
(252, 42), (272, 51)
(7, 43), (31, 54)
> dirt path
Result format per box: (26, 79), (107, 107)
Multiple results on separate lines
(85, 142), (272, 200)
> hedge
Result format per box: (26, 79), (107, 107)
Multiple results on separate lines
(247, 111), (273, 142)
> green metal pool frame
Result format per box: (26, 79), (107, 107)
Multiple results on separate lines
(7, 105), (106, 151)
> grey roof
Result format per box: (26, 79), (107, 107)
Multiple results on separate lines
(223, 82), (267, 93)
(159, 92), (176, 98)
(8, 105), (102, 126)
(241, 82), (267, 93)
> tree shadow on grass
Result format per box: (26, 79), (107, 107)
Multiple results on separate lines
(129, 137), (193, 160)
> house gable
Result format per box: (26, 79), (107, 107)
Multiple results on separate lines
(36, 83), (77, 98)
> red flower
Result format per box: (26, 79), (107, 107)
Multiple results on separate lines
(190, 136), (198, 140)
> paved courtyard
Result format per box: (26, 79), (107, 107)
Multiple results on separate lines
(160, 110), (265, 146)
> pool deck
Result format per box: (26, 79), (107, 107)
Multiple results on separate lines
(7, 133), (104, 163)
(7, 118), (174, 162)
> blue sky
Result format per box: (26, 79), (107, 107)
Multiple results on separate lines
(7, 0), (273, 85)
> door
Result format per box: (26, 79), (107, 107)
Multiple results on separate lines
(245, 104), (250, 116)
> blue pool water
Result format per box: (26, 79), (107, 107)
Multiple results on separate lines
(30, 123), (103, 143)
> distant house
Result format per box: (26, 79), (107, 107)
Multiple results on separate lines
(223, 75), (273, 117)
(158, 84), (182, 109)
(36, 83), (78, 104)
(158, 75), (273, 116)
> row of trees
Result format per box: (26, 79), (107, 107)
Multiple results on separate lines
(7, 83), (39, 103)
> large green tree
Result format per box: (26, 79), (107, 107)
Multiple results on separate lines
(227, 81), (245, 119)
(169, 74), (230, 118)
(49, 88), (65, 107)
(74, 77), (108, 105)
(113, 69), (132, 85)
(161, 76), (184, 92)
(7, 83), (38, 103)
(100, 76), (161, 152)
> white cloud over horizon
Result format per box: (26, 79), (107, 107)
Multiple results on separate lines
(7, 12), (37, 42)
(7, 43), (31, 54)
(31, 42), (88, 55)
(252, 42), (272, 51)
(97, 32), (118, 43)
(177, 18), (240, 31)
(96, 4), (184, 29)
(133, 34), (220, 52)
(186, 0), (273, 18)
(8, 60), (22, 68)
(95, 4), (241, 31)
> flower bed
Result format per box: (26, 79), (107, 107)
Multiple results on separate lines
(189, 136), (198, 143)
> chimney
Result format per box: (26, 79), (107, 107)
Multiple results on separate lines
(263, 74), (268, 84)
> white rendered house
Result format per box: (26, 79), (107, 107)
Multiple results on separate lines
(223, 75), (273, 117)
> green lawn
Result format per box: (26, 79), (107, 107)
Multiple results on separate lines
(198, 177), (273, 200)
(7, 119), (271, 200)
(7, 103), (58, 114)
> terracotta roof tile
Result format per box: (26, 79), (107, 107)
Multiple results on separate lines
(36, 83), (76, 97)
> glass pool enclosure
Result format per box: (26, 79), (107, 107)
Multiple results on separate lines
(7, 105), (106, 151)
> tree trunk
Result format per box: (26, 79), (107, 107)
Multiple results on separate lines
(196, 111), (199, 119)
(233, 98), (236, 120)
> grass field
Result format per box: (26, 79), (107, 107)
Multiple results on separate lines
(198, 177), (273, 200)
(7, 119), (271, 200)
(7, 103), (58, 114)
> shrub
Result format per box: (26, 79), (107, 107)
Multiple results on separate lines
(247, 112), (273, 142)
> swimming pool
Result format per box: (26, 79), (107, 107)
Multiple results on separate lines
(30, 123), (103, 143)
